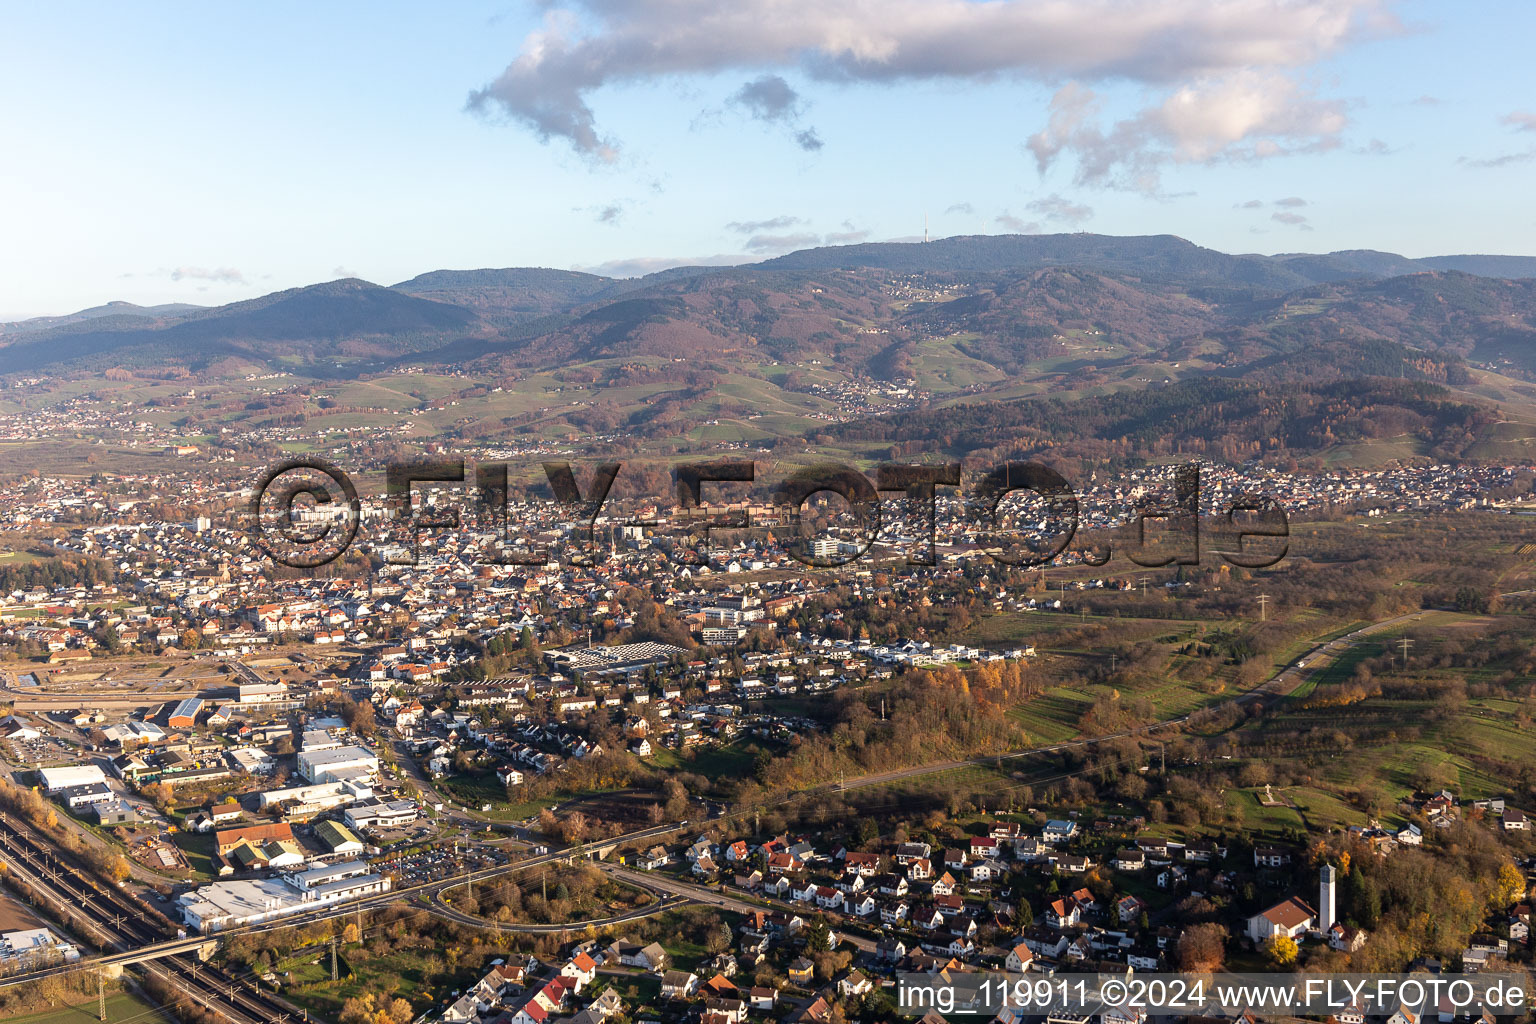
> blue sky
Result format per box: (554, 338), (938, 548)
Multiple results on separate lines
(2, 1), (1533, 319)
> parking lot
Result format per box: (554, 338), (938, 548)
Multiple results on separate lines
(373, 822), (439, 848)
(376, 842), (511, 884)
(5, 733), (75, 767)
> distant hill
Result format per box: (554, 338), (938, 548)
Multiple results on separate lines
(1263, 249), (1425, 282)
(1419, 254), (1536, 278)
(759, 233), (1314, 290)
(392, 267), (613, 326)
(465, 267), (893, 371)
(0, 279), (483, 373)
(0, 300), (205, 337)
(1208, 271), (1536, 379)
(759, 233), (1536, 288)
(897, 266), (1225, 374)
(835, 377), (1498, 465)
(476, 261), (1527, 386)
(5, 234), (1536, 382)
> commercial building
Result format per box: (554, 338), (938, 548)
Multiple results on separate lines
(94, 800), (140, 826)
(56, 781), (115, 810)
(225, 746), (273, 775)
(301, 730), (340, 752)
(177, 861), (390, 933)
(297, 745), (378, 784)
(343, 798), (419, 831)
(167, 697), (204, 729)
(102, 721), (166, 746)
(37, 764), (108, 794)
(547, 641), (687, 680)
(215, 822), (295, 856)
(314, 819), (365, 857)
(236, 682), (290, 705)
(256, 780), (370, 813)
(0, 928), (80, 968)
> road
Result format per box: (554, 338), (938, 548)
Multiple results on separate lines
(429, 887), (690, 933)
(600, 864), (878, 952)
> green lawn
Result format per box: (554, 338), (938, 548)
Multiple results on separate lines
(647, 741), (755, 778)
(1287, 785), (1383, 832)
(1222, 788), (1307, 836)
(283, 944), (483, 1021)
(171, 830), (217, 879)
(650, 906), (743, 970)
(1, 992), (169, 1024)
(437, 770), (577, 820)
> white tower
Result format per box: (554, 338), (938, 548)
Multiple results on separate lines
(1319, 863), (1337, 934)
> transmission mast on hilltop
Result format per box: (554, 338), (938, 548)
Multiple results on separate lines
(923, 212), (929, 243)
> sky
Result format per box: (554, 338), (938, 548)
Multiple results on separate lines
(2, 0), (1534, 319)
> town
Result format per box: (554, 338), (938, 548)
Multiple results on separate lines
(0, 449), (1534, 1024)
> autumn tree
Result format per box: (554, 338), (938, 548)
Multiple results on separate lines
(561, 811), (589, 845)
(1177, 923), (1228, 972)
(705, 923), (732, 954)
(1495, 862), (1526, 908)
(1265, 933), (1299, 966)
(346, 699), (377, 738)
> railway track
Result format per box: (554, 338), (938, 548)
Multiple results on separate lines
(0, 813), (305, 1024)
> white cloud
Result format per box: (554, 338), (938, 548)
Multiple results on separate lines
(824, 228), (871, 244)
(996, 212), (1042, 233)
(719, 220), (869, 251)
(1503, 111), (1536, 133)
(726, 216), (804, 233)
(743, 231), (822, 253)
(1028, 70), (1349, 192)
(466, 0), (1394, 169)
(1461, 149), (1536, 169)
(575, 253), (754, 278)
(168, 266), (246, 285)
(1026, 193), (1094, 225)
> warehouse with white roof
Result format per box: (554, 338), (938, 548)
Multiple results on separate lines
(37, 764), (107, 794)
(178, 861), (389, 933)
(296, 745), (378, 784)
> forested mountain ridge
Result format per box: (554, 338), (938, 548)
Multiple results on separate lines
(5, 236), (1536, 467)
(5, 236), (1536, 382)
(0, 279), (485, 373)
(836, 378), (1499, 467)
